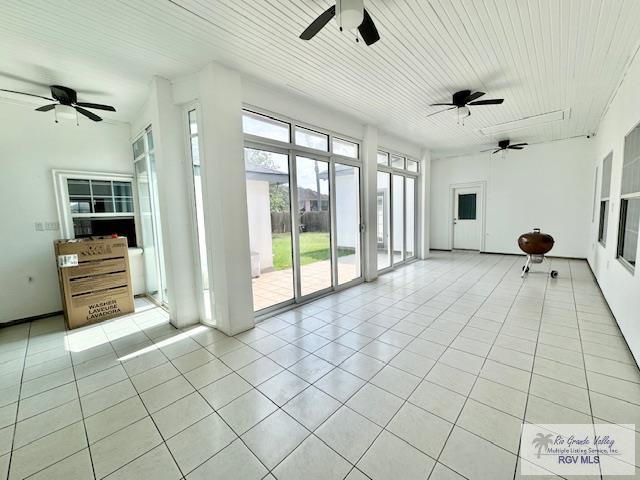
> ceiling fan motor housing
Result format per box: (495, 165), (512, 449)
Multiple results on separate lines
(336, 0), (364, 29)
(498, 139), (510, 149)
(50, 85), (77, 105)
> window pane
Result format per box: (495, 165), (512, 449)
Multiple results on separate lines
(113, 181), (132, 197)
(601, 152), (612, 199)
(244, 147), (294, 311)
(242, 111), (290, 142)
(391, 155), (405, 169)
(377, 152), (389, 166)
(115, 198), (133, 213)
(68, 179), (90, 196)
(335, 164), (361, 284)
(622, 125), (640, 195)
(295, 126), (329, 151)
(458, 194), (477, 220)
(407, 160), (419, 172)
(406, 177), (415, 258)
(70, 198), (91, 214)
(146, 129), (154, 151)
(91, 180), (112, 197)
(190, 137), (200, 166)
(188, 110), (198, 135)
(132, 137), (145, 159)
(619, 198), (639, 267)
(599, 200), (609, 245)
(93, 198), (114, 213)
(333, 138), (358, 158)
(392, 175), (404, 263)
(296, 156), (331, 296)
(377, 172), (391, 269)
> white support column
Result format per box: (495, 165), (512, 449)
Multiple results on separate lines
(149, 77), (200, 328)
(363, 125), (379, 281)
(197, 63), (255, 336)
(419, 148), (432, 259)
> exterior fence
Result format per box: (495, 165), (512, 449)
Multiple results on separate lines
(271, 211), (330, 233)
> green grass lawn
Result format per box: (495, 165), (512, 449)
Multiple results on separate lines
(271, 232), (354, 270)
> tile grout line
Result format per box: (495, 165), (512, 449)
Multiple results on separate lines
(5, 321), (31, 480)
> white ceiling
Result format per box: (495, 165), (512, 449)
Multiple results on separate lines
(1, 0), (640, 154)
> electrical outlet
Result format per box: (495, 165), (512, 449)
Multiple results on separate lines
(45, 221), (60, 231)
(34, 222), (44, 232)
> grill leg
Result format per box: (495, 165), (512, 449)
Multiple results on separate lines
(521, 255), (531, 278)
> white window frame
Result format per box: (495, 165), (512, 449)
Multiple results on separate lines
(617, 123), (640, 272)
(53, 169), (138, 240)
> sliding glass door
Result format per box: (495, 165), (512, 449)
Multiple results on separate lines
(133, 128), (167, 305)
(245, 146), (295, 312)
(295, 155), (332, 298)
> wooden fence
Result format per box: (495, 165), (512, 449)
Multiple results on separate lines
(270, 211), (330, 233)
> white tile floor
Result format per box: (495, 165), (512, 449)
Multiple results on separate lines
(1, 251), (639, 479)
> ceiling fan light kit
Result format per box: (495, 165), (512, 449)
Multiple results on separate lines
(300, 0), (380, 45)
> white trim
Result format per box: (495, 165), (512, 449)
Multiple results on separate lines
(448, 181), (487, 252)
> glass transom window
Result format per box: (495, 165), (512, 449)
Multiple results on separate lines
(242, 110), (290, 142)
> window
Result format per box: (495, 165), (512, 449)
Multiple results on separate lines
(66, 177), (136, 247)
(332, 137), (358, 158)
(458, 194), (477, 220)
(377, 151), (389, 166)
(188, 109), (212, 321)
(242, 110), (290, 142)
(599, 152), (613, 246)
(295, 126), (329, 151)
(617, 126), (640, 270)
(391, 155), (405, 169)
(407, 159), (419, 173)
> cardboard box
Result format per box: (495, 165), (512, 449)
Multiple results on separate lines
(54, 237), (134, 329)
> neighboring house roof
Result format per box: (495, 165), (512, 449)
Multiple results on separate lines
(297, 187), (328, 201)
(245, 164), (289, 184)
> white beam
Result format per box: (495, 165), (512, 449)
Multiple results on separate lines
(197, 63), (255, 335)
(362, 125), (379, 281)
(419, 148), (432, 259)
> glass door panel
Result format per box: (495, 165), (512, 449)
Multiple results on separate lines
(392, 174), (405, 264)
(405, 177), (415, 259)
(245, 147), (295, 312)
(135, 159), (160, 299)
(377, 172), (391, 270)
(187, 109), (212, 321)
(295, 156), (332, 297)
(335, 163), (361, 284)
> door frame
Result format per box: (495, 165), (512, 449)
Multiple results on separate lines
(449, 181), (486, 252)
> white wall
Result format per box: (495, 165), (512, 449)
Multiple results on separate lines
(589, 48), (640, 365)
(431, 136), (594, 258)
(0, 101), (132, 322)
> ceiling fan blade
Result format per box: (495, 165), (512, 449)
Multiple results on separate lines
(358, 9), (380, 46)
(508, 146), (524, 150)
(0, 88), (54, 101)
(509, 142), (528, 147)
(300, 5), (336, 40)
(35, 103), (57, 112)
(492, 149), (503, 154)
(465, 91), (485, 103)
(430, 103), (455, 106)
(426, 106), (456, 118)
(468, 99), (504, 105)
(75, 102), (116, 112)
(75, 106), (102, 122)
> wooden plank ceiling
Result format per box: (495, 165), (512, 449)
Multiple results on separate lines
(1, 0), (639, 154)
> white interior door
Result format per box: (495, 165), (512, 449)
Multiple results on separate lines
(453, 187), (481, 250)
